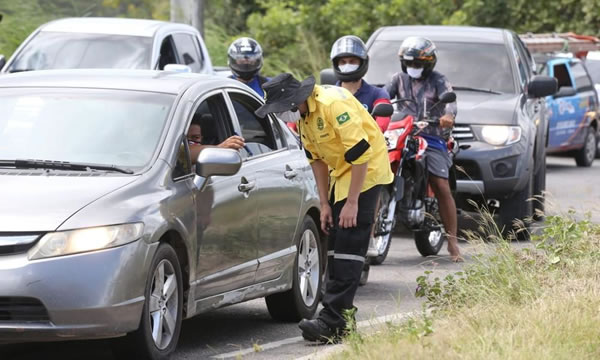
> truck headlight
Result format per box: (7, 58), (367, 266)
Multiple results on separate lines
(478, 126), (522, 146)
(385, 128), (405, 150)
(28, 223), (144, 260)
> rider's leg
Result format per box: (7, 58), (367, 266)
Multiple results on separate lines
(429, 175), (461, 261)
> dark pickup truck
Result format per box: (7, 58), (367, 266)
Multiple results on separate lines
(364, 25), (557, 235)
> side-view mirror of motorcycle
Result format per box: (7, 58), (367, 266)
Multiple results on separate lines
(428, 92), (456, 114)
(371, 103), (394, 117)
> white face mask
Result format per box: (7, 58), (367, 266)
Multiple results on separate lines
(407, 67), (424, 79)
(339, 63), (359, 73)
(275, 109), (302, 124)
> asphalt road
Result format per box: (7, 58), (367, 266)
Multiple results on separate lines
(1, 155), (598, 360)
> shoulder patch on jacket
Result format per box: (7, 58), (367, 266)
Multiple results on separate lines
(336, 112), (351, 125)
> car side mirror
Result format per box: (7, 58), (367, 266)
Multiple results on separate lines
(0, 55), (5, 70)
(195, 148), (241, 180)
(319, 68), (337, 85)
(527, 75), (557, 98)
(553, 86), (577, 98)
(371, 103), (394, 117)
(164, 64), (192, 73)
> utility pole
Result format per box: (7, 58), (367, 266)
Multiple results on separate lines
(170, 0), (204, 38)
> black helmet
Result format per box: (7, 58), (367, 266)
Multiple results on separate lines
(398, 37), (437, 78)
(228, 37), (263, 80)
(330, 35), (369, 82)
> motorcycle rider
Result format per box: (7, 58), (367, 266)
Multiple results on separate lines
(228, 37), (270, 98)
(384, 36), (462, 262)
(255, 73), (393, 343)
(330, 35), (391, 132)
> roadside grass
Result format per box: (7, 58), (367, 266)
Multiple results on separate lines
(332, 209), (600, 360)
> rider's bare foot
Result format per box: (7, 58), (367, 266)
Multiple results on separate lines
(448, 243), (463, 262)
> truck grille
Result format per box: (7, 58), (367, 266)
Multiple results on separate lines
(452, 125), (474, 141)
(0, 297), (50, 322)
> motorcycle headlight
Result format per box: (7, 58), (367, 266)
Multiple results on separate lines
(28, 223), (144, 260)
(385, 128), (405, 150)
(478, 126), (522, 146)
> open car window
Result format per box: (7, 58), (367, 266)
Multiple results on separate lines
(227, 91), (278, 158)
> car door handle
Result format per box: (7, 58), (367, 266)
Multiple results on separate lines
(284, 164), (298, 179)
(238, 177), (255, 193)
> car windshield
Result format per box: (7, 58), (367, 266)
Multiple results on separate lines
(366, 41), (516, 94)
(8, 32), (153, 72)
(0, 89), (174, 170)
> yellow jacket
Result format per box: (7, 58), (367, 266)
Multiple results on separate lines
(299, 85), (393, 203)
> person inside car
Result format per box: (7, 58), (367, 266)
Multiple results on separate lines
(228, 37), (270, 98)
(187, 114), (245, 163)
(384, 36), (462, 262)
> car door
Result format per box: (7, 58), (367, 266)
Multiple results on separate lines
(547, 60), (580, 150)
(189, 91), (259, 299)
(172, 33), (204, 73)
(225, 89), (305, 284)
(570, 61), (598, 145)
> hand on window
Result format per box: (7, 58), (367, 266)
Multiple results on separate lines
(218, 135), (245, 150)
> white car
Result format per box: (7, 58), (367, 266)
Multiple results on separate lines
(0, 17), (214, 74)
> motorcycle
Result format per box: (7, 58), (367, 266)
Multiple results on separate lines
(370, 92), (459, 260)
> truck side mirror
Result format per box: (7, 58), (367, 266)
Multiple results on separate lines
(527, 75), (557, 98)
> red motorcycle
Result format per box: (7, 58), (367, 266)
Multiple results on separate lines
(371, 92), (459, 260)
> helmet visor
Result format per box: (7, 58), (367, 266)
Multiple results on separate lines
(330, 37), (367, 60)
(229, 52), (262, 73)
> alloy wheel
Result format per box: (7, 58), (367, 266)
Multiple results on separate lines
(148, 259), (178, 350)
(297, 229), (320, 307)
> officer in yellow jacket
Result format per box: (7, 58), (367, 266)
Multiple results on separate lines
(256, 73), (393, 343)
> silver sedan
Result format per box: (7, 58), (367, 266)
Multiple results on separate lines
(0, 70), (323, 360)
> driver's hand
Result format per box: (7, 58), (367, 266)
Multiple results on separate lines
(218, 135), (245, 150)
(440, 114), (455, 129)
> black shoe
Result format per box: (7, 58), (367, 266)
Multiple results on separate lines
(298, 319), (341, 344)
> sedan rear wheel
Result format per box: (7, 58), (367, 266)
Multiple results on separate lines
(265, 216), (322, 321)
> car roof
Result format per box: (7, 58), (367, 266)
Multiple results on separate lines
(372, 25), (507, 44)
(0, 69), (243, 95)
(39, 17), (195, 37)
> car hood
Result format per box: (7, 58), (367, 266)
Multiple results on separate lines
(455, 91), (519, 125)
(0, 174), (137, 232)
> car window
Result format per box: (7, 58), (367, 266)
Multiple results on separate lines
(8, 32), (152, 72)
(0, 88), (174, 170)
(159, 36), (178, 70)
(571, 62), (594, 92)
(366, 40), (516, 94)
(185, 93), (234, 166)
(553, 63), (573, 89)
(270, 116), (286, 149)
(511, 38), (528, 88)
(172, 33), (203, 72)
(173, 137), (192, 179)
(228, 91), (277, 158)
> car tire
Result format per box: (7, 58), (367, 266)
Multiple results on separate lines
(595, 133), (600, 158)
(113, 243), (183, 360)
(265, 216), (322, 322)
(499, 170), (533, 240)
(532, 153), (546, 222)
(575, 129), (596, 167)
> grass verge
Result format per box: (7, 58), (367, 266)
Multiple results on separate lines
(332, 210), (600, 360)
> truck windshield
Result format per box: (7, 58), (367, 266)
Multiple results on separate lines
(0, 89), (174, 170)
(8, 32), (153, 72)
(366, 41), (516, 94)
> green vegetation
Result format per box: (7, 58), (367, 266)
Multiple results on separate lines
(2, 0), (599, 77)
(331, 210), (600, 359)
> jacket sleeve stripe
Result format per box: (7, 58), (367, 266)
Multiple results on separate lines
(344, 139), (370, 163)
